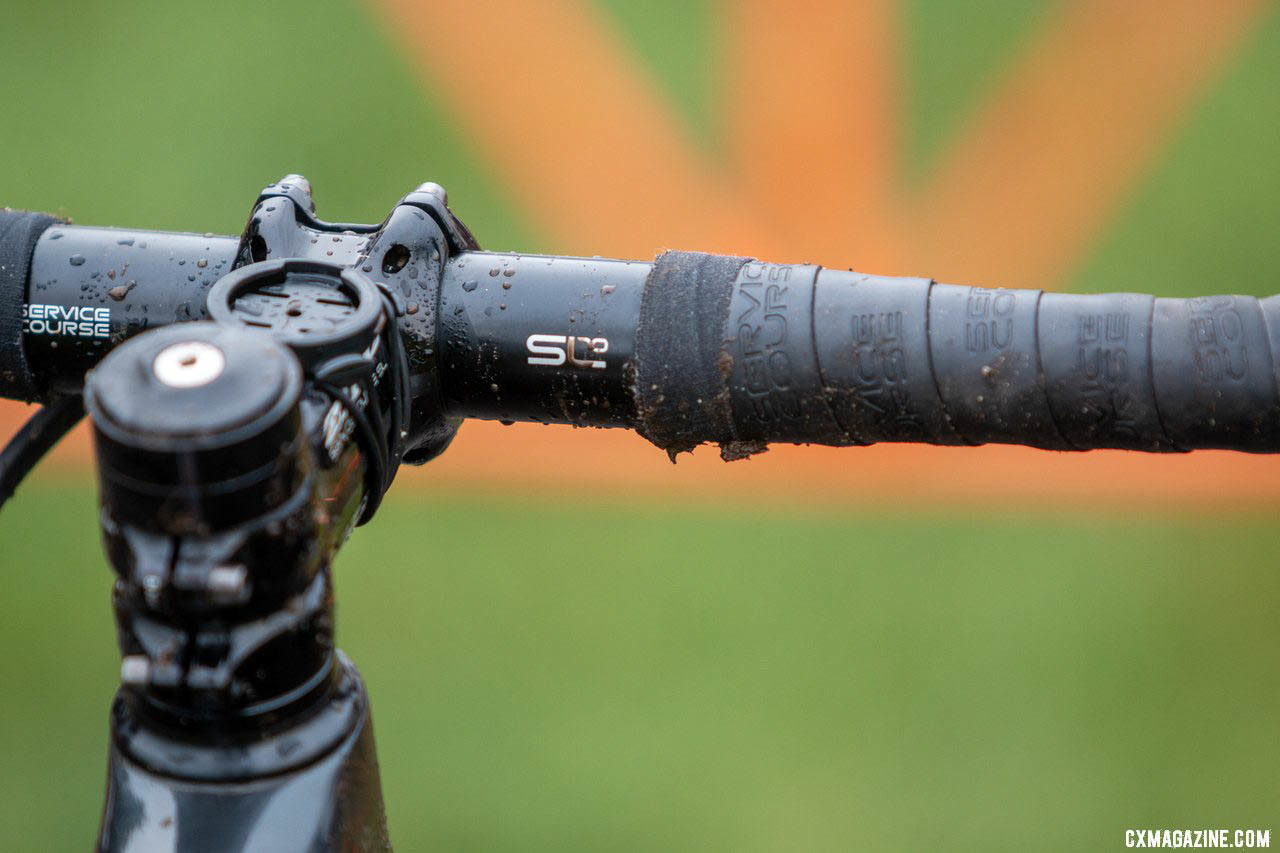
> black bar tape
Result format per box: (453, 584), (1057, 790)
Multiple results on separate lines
(634, 251), (751, 456)
(633, 256), (1280, 455)
(926, 284), (1071, 449)
(1037, 292), (1173, 451)
(1149, 295), (1280, 449)
(0, 209), (62, 401)
(814, 273), (966, 446)
(721, 261), (853, 451)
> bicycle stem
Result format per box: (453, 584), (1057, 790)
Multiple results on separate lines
(4, 174), (1279, 852)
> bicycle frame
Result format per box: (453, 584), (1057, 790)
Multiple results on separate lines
(3, 175), (1280, 850)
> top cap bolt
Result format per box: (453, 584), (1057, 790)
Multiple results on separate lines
(415, 182), (448, 204)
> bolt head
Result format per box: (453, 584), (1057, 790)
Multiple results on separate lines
(120, 655), (151, 687)
(207, 565), (248, 600)
(152, 341), (226, 388)
(415, 182), (448, 204)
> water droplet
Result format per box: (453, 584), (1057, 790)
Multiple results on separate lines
(69, 254), (86, 266)
(503, 268), (515, 277)
(462, 279), (478, 292)
(107, 281), (136, 301)
(197, 258), (207, 268)
(488, 268), (500, 277)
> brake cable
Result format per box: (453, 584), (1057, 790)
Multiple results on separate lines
(0, 393), (83, 510)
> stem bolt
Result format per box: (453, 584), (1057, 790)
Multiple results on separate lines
(207, 565), (248, 600)
(415, 182), (448, 204)
(120, 655), (151, 687)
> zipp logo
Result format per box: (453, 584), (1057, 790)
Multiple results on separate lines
(526, 334), (609, 369)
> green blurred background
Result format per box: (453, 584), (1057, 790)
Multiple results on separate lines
(1, 1), (1279, 849)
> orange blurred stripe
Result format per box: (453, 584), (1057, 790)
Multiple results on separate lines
(414, 421), (1280, 512)
(17, 403), (1280, 513)
(371, 0), (769, 259)
(723, 0), (902, 269)
(909, 0), (1270, 290)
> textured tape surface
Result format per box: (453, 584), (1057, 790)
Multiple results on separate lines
(0, 209), (62, 400)
(722, 261), (852, 452)
(633, 258), (1280, 455)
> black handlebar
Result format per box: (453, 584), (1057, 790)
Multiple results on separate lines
(6, 194), (1280, 463)
(438, 248), (1280, 458)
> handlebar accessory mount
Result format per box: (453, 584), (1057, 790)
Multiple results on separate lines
(207, 258), (411, 522)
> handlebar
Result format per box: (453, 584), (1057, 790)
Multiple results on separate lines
(439, 249), (1280, 457)
(6, 190), (1280, 466)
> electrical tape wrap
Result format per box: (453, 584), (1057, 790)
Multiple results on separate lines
(634, 251), (1280, 456)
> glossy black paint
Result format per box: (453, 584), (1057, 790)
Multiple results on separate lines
(437, 252), (649, 427)
(91, 328), (368, 723)
(89, 324), (307, 533)
(99, 655), (390, 853)
(206, 259), (412, 520)
(18, 205), (658, 435)
(85, 256), (390, 848)
(26, 225), (237, 396)
(21, 176), (474, 465)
